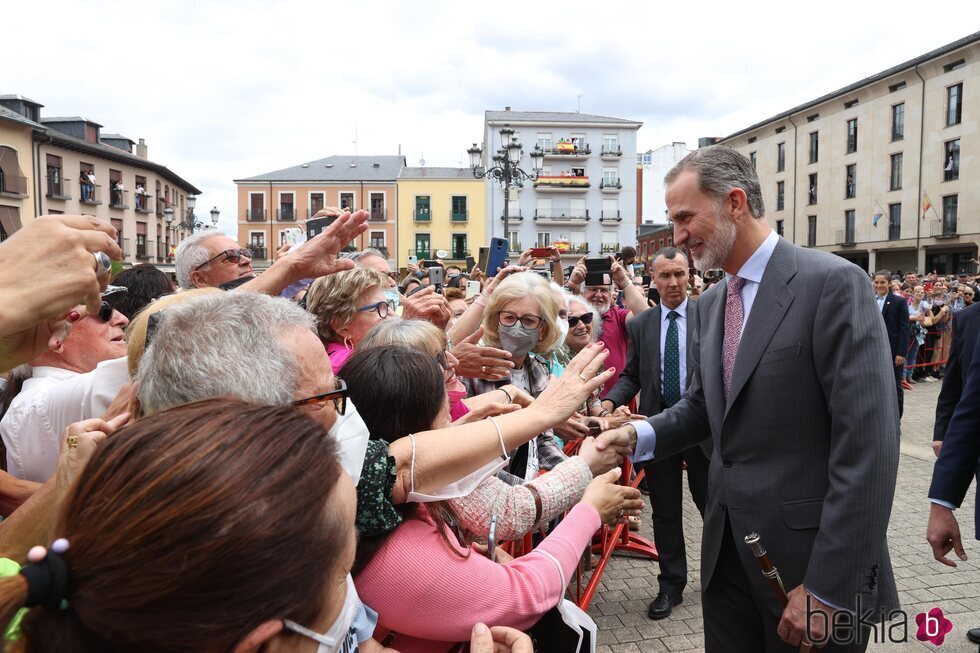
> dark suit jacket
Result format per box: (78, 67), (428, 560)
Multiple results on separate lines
(606, 299), (710, 458)
(635, 238), (900, 618)
(878, 292), (911, 360)
(929, 329), (980, 537)
(934, 302), (980, 440)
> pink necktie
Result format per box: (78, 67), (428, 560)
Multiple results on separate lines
(723, 276), (745, 400)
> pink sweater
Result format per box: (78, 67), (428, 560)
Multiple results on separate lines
(355, 502), (601, 653)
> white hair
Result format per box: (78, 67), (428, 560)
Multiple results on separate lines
(565, 293), (601, 343)
(136, 291), (316, 414)
(174, 232), (225, 290)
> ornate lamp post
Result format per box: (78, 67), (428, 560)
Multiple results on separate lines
(468, 126), (544, 252)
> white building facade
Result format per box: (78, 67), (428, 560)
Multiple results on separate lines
(637, 142), (693, 224)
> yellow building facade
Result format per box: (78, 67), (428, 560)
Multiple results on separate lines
(0, 99), (39, 239)
(396, 168), (486, 269)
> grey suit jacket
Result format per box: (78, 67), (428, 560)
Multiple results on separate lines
(637, 238), (900, 618)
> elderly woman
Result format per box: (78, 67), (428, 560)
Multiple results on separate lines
(306, 266), (395, 372)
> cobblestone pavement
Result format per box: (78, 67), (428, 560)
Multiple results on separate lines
(588, 381), (980, 652)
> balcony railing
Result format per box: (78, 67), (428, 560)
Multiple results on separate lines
(567, 242), (590, 254)
(835, 229), (856, 246)
(136, 240), (151, 259)
(542, 142), (591, 158)
(80, 184), (103, 205)
(601, 145), (623, 158)
(157, 242), (168, 261)
(46, 176), (71, 200)
(246, 209), (266, 221)
(930, 219), (957, 239)
(250, 246), (268, 259)
(534, 176), (590, 190)
(413, 209), (431, 222)
(277, 208), (296, 221)
(450, 248), (471, 260)
(0, 172), (28, 198)
(600, 242), (620, 254)
(599, 210), (622, 222)
(450, 210), (468, 222)
(533, 209), (590, 222)
(109, 189), (129, 209)
(500, 211), (523, 222)
(370, 208), (387, 221)
(414, 249), (431, 259)
(600, 178), (622, 191)
(121, 237), (133, 258)
(135, 193), (154, 213)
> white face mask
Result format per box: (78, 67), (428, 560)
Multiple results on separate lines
(406, 432), (509, 503)
(283, 574), (360, 653)
(331, 401), (371, 486)
(556, 317), (570, 344)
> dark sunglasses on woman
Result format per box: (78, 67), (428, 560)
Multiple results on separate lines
(568, 313), (594, 328)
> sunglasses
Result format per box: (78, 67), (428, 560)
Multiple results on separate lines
(95, 301), (115, 322)
(292, 378), (348, 416)
(357, 300), (396, 319)
(568, 313), (594, 328)
(194, 247), (253, 270)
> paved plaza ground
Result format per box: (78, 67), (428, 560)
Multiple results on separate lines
(587, 381), (980, 652)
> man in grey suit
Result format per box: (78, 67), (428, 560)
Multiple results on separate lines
(602, 247), (709, 620)
(597, 146), (899, 651)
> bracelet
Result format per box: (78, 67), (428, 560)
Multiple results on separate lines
(598, 409), (610, 417)
(486, 416), (508, 460)
(474, 295), (486, 308)
(499, 387), (513, 403)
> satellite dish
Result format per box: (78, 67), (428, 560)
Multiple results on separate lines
(436, 249), (449, 259)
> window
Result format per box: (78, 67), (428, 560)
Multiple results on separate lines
(888, 203), (901, 241)
(78, 163), (95, 202)
(749, 152), (757, 170)
(602, 134), (618, 152)
(944, 139), (960, 181)
(248, 193), (265, 221)
(942, 195), (958, 234)
(507, 231), (520, 252)
(45, 154), (64, 198)
(890, 153), (903, 191)
(536, 232), (551, 247)
(844, 99), (859, 109)
(369, 193), (385, 221)
(570, 133), (587, 151)
(451, 196), (467, 221)
(776, 220), (784, 237)
(451, 234), (467, 259)
(889, 81), (907, 92)
(747, 137), (757, 144)
(775, 126), (786, 134)
(892, 104), (905, 141)
(278, 192), (295, 221)
(602, 167), (619, 186)
(414, 196), (431, 221)
(808, 173), (818, 205)
(136, 222), (147, 258)
(776, 142), (785, 172)
(414, 233), (430, 257)
(109, 169), (125, 208)
(310, 192), (325, 217)
(134, 175), (147, 211)
(806, 113), (819, 122)
(339, 192), (354, 210)
(846, 118), (858, 153)
(536, 132), (553, 151)
(844, 210), (855, 243)
(944, 59), (965, 73)
(845, 164), (856, 199)
(369, 231), (385, 250)
(776, 181), (785, 211)
(535, 198), (552, 218)
(249, 232), (266, 258)
(809, 132), (818, 164)
(807, 216), (817, 247)
(947, 83), (963, 126)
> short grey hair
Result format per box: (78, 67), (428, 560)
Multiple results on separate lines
(136, 291), (316, 414)
(664, 145), (765, 219)
(174, 232), (225, 289)
(342, 248), (386, 262)
(359, 318), (446, 354)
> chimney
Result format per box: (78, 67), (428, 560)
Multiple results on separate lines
(505, 106), (511, 111)
(136, 138), (148, 159)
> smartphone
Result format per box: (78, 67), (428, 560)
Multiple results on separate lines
(532, 267), (551, 280)
(647, 286), (660, 304)
(642, 275), (652, 287)
(422, 259), (444, 269)
(465, 255), (476, 272)
(485, 237), (509, 276)
(283, 227), (303, 246)
(306, 216), (337, 239)
(530, 247), (553, 259)
(408, 254), (417, 265)
(584, 257), (612, 286)
(487, 515), (497, 561)
(465, 280), (481, 298)
(428, 266), (444, 291)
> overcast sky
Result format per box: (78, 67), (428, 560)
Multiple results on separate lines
(4, 1), (977, 234)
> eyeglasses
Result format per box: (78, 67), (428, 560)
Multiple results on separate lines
(194, 247), (253, 270)
(568, 313), (594, 328)
(95, 301), (114, 322)
(292, 378), (348, 416)
(434, 350), (449, 370)
(497, 310), (542, 329)
(357, 299), (396, 319)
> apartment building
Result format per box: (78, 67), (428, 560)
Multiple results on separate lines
(637, 142), (693, 224)
(396, 167), (486, 269)
(481, 109), (642, 259)
(234, 155), (404, 268)
(0, 95), (201, 271)
(719, 31), (980, 275)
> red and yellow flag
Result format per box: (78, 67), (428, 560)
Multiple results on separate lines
(921, 192), (933, 221)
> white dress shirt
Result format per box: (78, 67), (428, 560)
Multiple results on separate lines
(659, 297), (689, 393)
(0, 357), (128, 482)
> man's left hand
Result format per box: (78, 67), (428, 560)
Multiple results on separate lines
(284, 210), (369, 279)
(778, 586), (833, 647)
(894, 355), (905, 367)
(610, 258), (630, 289)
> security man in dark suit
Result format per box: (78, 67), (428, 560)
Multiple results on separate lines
(872, 271), (911, 417)
(602, 247), (709, 620)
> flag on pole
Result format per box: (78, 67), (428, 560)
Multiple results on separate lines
(922, 192), (933, 221)
(169, 244), (176, 258)
(872, 201), (884, 227)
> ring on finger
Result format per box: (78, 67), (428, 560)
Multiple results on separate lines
(578, 373), (588, 381)
(93, 251), (111, 277)
(481, 365), (487, 373)
(67, 435), (79, 450)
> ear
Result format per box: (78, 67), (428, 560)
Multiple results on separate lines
(725, 187), (751, 222)
(190, 269), (206, 288)
(333, 317), (351, 341)
(232, 620), (283, 653)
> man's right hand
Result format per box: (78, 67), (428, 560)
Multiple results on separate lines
(595, 424), (637, 457)
(401, 285), (452, 329)
(927, 503), (967, 567)
(451, 326), (514, 380)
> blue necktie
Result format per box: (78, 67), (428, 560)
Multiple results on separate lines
(663, 310), (681, 407)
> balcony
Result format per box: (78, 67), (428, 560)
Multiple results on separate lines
(599, 210), (622, 223)
(46, 176), (71, 200)
(277, 208), (296, 221)
(930, 220), (958, 239)
(601, 145), (623, 159)
(246, 209), (266, 221)
(137, 240), (151, 260)
(835, 229), (856, 246)
(156, 200), (167, 217)
(499, 210), (523, 222)
(413, 209), (431, 222)
(541, 141), (591, 160)
(600, 178), (622, 192)
(414, 249), (431, 259)
(450, 248), (471, 260)
(600, 242), (620, 254)
(450, 210), (468, 223)
(556, 242), (590, 255)
(534, 176), (590, 192)
(80, 184), (103, 206)
(509, 242), (522, 253)
(370, 208), (387, 222)
(0, 172), (28, 198)
(135, 194), (154, 214)
(533, 209), (590, 225)
(109, 189), (129, 210)
(121, 237), (133, 258)
(250, 246), (268, 260)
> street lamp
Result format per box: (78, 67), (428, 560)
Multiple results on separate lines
(171, 195), (216, 231)
(468, 125), (544, 253)
(210, 206), (220, 227)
